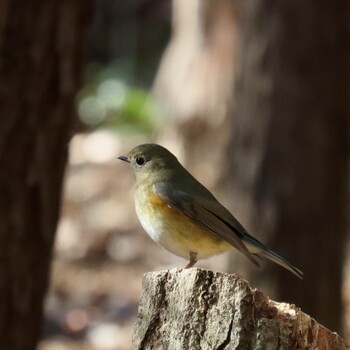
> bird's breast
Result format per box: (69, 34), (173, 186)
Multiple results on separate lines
(134, 186), (185, 243)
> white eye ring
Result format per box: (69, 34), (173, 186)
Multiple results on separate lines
(135, 156), (145, 167)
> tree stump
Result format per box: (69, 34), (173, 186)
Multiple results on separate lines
(133, 268), (348, 349)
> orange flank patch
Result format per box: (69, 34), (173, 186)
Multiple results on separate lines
(148, 192), (186, 219)
(143, 191), (233, 258)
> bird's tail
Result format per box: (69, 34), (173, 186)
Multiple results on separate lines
(257, 248), (304, 279)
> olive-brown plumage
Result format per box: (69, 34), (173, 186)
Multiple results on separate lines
(118, 143), (303, 278)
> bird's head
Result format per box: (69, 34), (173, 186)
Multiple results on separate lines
(118, 143), (180, 184)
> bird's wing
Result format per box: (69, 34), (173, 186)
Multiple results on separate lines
(154, 183), (261, 268)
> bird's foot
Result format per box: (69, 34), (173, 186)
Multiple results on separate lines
(185, 252), (198, 268)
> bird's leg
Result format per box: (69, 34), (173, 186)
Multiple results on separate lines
(185, 252), (198, 268)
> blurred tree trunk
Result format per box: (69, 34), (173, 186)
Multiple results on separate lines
(153, 0), (237, 192)
(230, 1), (349, 334)
(0, 1), (90, 349)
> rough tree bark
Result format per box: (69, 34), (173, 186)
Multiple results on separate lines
(133, 268), (348, 349)
(229, 0), (349, 334)
(0, 1), (90, 349)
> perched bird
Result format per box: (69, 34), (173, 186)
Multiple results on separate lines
(118, 143), (303, 278)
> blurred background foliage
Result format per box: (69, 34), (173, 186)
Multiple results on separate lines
(76, 0), (170, 137)
(77, 63), (159, 134)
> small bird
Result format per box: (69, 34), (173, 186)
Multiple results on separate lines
(118, 143), (303, 278)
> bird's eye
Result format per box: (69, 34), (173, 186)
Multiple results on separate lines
(135, 156), (146, 167)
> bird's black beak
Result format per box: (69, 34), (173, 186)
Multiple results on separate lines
(117, 155), (130, 163)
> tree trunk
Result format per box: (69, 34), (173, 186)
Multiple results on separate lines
(133, 268), (348, 349)
(153, 0), (237, 189)
(0, 1), (91, 349)
(229, 0), (349, 334)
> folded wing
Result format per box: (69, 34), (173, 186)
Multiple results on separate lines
(155, 183), (261, 268)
